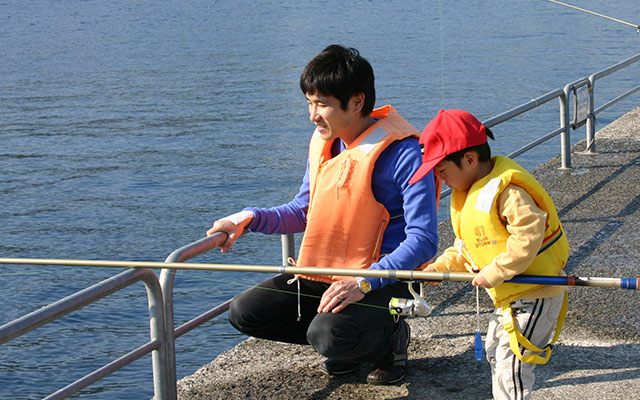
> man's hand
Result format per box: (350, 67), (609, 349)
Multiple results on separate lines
(318, 278), (365, 314)
(206, 211), (253, 252)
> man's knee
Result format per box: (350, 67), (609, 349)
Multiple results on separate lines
(227, 291), (264, 335)
(227, 295), (248, 333)
(308, 312), (372, 360)
(306, 315), (331, 356)
(306, 313), (348, 358)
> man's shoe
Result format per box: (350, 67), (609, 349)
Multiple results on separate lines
(366, 318), (410, 385)
(321, 359), (359, 376)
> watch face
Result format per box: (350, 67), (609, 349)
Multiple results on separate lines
(359, 279), (371, 292)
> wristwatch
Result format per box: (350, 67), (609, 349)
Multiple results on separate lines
(356, 277), (372, 294)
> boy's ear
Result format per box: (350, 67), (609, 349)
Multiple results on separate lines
(463, 151), (479, 168)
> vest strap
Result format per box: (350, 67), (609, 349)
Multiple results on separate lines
(538, 226), (563, 255)
(501, 292), (568, 365)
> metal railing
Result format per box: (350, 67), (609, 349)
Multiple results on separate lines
(484, 52), (640, 170)
(0, 53), (638, 400)
(159, 233), (231, 400)
(586, 53), (640, 153)
(0, 268), (170, 399)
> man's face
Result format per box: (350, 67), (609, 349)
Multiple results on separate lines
(306, 92), (357, 142)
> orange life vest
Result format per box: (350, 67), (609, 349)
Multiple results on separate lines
(296, 105), (433, 283)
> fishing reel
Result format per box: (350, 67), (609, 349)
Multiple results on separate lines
(389, 280), (432, 319)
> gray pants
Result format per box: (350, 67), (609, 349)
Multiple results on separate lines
(485, 293), (565, 400)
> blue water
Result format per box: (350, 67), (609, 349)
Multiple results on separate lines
(1, 1), (639, 398)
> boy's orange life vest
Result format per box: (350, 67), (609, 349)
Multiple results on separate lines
(296, 105), (433, 284)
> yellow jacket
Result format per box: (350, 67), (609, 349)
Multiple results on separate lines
(433, 156), (569, 306)
(433, 156), (570, 364)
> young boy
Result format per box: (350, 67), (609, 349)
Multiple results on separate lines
(409, 109), (569, 400)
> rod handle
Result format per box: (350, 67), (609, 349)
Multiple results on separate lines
(621, 277), (639, 290)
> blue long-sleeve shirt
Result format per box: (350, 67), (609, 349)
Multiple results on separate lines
(244, 136), (438, 290)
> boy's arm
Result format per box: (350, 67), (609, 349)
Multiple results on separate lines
(474, 184), (547, 288)
(428, 246), (469, 272)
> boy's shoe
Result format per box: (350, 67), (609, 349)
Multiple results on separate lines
(321, 359), (359, 376)
(366, 319), (410, 385)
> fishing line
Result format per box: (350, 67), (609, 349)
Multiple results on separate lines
(545, 0), (640, 33)
(177, 270), (391, 311)
(2, 271), (45, 277)
(2, 264), (390, 312)
(438, 0), (446, 109)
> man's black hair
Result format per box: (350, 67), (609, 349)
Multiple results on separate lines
(443, 128), (495, 167)
(300, 44), (375, 116)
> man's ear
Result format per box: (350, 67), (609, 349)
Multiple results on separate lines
(350, 93), (365, 113)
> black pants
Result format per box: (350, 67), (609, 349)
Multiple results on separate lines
(228, 274), (413, 363)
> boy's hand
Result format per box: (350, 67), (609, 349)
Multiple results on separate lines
(471, 269), (495, 289)
(423, 264), (441, 286)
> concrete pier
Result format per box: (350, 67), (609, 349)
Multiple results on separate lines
(176, 106), (640, 399)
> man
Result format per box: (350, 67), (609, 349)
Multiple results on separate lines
(207, 44), (438, 385)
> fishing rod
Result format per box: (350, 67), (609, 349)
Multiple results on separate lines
(545, 0), (640, 34)
(1, 257), (638, 290)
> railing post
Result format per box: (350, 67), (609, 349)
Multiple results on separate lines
(586, 75), (597, 154)
(560, 86), (571, 170)
(281, 234), (295, 266)
(160, 233), (229, 400)
(159, 268), (178, 400)
(142, 271), (171, 400)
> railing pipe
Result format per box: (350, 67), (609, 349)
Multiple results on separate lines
(590, 53), (640, 82)
(159, 232), (228, 400)
(587, 53), (640, 152)
(0, 268), (151, 344)
(506, 126), (565, 160)
(174, 300), (232, 339)
(0, 268), (169, 400)
(587, 78), (597, 154)
(481, 87), (570, 169)
(560, 87), (571, 169)
(145, 270), (170, 400)
(482, 88), (564, 128)
(593, 86), (640, 115)
(281, 234), (296, 266)
(45, 340), (160, 400)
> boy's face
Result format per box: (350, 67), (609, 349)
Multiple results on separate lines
(435, 155), (478, 192)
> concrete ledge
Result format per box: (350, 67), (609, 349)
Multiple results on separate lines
(177, 106), (640, 399)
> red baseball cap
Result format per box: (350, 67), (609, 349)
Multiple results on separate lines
(409, 109), (487, 184)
